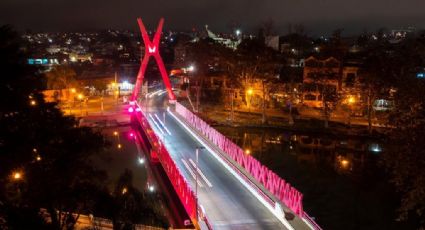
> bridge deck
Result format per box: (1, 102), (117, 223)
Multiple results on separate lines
(144, 97), (294, 230)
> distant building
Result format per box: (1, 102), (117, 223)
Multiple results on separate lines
(265, 36), (280, 51)
(27, 58), (60, 66)
(205, 25), (241, 49)
(302, 56), (363, 108)
(69, 52), (93, 63)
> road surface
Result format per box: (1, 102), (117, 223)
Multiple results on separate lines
(144, 94), (290, 230)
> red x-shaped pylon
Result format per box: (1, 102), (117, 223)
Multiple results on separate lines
(131, 18), (176, 102)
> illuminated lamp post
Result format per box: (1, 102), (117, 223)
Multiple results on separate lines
(246, 88), (253, 113)
(77, 94), (84, 116)
(69, 88), (76, 114)
(347, 96), (356, 127)
(11, 170), (24, 194)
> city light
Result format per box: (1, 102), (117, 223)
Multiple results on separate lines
(247, 88), (253, 95)
(138, 157), (145, 164)
(122, 187), (127, 194)
(187, 65), (195, 72)
(347, 96), (356, 104)
(148, 185), (155, 192)
(117, 144), (122, 149)
(245, 149), (251, 155)
(113, 131), (118, 136)
(70, 88), (76, 93)
(235, 29), (241, 36)
(30, 100), (36, 106)
(77, 94), (84, 100)
(339, 158), (350, 169)
(36, 156), (41, 161)
(369, 143), (382, 153)
(128, 107), (134, 113)
(12, 171), (23, 181)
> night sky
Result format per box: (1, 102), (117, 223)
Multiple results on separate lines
(1, 0), (425, 35)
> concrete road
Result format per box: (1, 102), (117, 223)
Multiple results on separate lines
(144, 95), (290, 230)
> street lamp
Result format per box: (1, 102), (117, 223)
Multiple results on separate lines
(77, 94), (84, 116)
(187, 65), (195, 72)
(14, 172), (22, 180)
(195, 146), (205, 222)
(69, 88), (76, 114)
(12, 171), (23, 181)
(347, 96), (356, 105)
(347, 96), (356, 126)
(148, 185), (155, 192)
(30, 100), (36, 106)
(247, 88), (253, 95)
(247, 88), (253, 113)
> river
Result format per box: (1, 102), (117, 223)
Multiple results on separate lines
(215, 126), (414, 230)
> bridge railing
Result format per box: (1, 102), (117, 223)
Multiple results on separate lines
(132, 102), (213, 229)
(175, 102), (321, 230)
(133, 105), (196, 223)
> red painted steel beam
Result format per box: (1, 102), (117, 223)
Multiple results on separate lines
(132, 18), (176, 102)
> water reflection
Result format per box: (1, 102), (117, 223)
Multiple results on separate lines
(216, 126), (395, 229)
(222, 126), (383, 178)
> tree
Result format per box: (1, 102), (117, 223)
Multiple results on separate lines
(306, 70), (339, 128)
(0, 25), (108, 229)
(380, 35), (425, 227)
(0, 25), (42, 113)
(360, 40), (393, 132)
(185, 38), (230, 111)
(45, 65), (78, 90)
(112, 169), (168, 229)
(225, 38), (283, 123)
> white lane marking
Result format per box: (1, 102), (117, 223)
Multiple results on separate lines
(189, 158), (213, 187)
(148, 113), (165, 135)
(154, 113), (172, 135)
(168, 109), (295, 230)
(181, 159), (204, 187)
(148, 89), (163, 98)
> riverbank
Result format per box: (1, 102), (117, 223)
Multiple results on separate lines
(194, 103), (389, 139)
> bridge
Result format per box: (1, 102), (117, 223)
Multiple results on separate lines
(128, 18), (321, 230)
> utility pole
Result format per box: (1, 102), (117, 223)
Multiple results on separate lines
(231, 88), (235, 123)
(262, 80), (266, 124)
(367, 87), (372, 133)
(100, 96), (104, 115)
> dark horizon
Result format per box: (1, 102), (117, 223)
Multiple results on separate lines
(1, 0), (425, 36)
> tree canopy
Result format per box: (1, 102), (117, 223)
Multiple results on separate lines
(0, 25), (107, 229)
